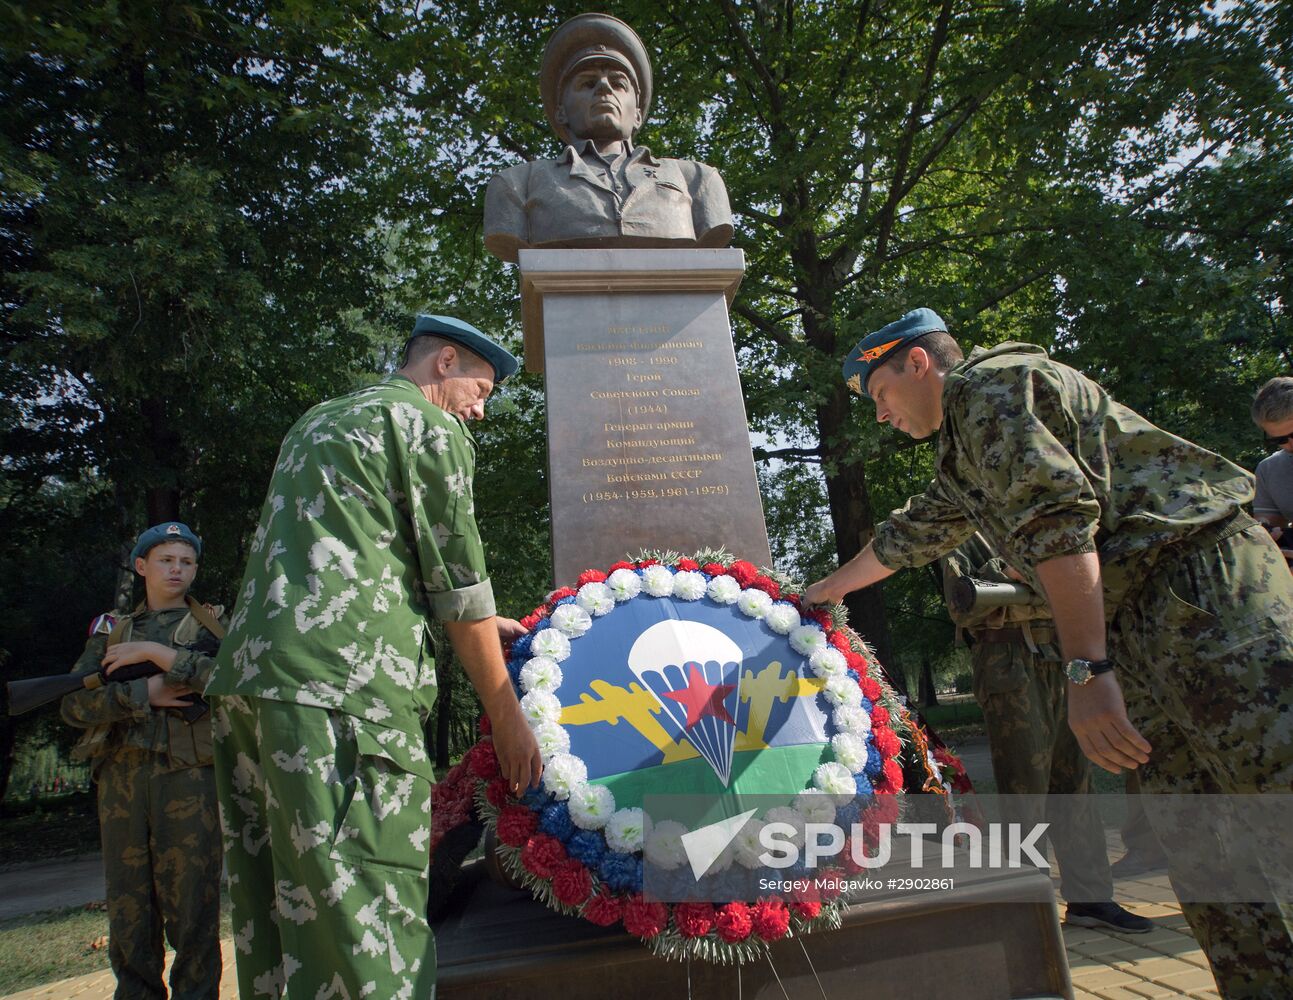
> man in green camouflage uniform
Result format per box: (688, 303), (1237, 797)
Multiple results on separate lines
(809, 309), (1293, 998)
(62, 521), (225, 1000)
(207, 315), (541, 1000)
(942, 534), (1149, 931)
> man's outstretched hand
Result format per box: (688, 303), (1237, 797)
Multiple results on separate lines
(1068, 672), (1151, 774)
(491, 703), (543, 795)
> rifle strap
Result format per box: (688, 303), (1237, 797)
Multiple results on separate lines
(185, 596), (225, 640)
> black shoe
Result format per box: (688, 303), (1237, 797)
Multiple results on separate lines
(1111, 852), (1168, 878)
(1065, 901), (1153, 934)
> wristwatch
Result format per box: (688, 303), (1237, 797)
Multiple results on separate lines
(1065, 658), (1115, 685)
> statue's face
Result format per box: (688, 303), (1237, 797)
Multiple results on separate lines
(557, 59), (641, 142)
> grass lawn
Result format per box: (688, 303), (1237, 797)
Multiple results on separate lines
(914, 695), (987, 744)
(0, 891), (233, 995)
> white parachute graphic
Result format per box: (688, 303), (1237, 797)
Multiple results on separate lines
(628, 620), (744, 786)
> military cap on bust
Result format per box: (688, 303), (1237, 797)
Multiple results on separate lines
(131, 522), (202, 564)
(842, 307), (948, 399)
(406, 314), (521, 384)
(540, 13), (654, 144)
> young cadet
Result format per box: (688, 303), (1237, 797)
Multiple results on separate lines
(62, 521), (225, 1000)
(807, 309), (1293, 999)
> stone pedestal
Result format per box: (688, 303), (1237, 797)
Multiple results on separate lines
(517, 248), (772, 586)
(432, 854), (1073, 1000)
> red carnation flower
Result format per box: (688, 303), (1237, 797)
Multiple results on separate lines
(816, 870), (844, 901)
(861, 677), (883, 702)
(548, 586), (577, 602)
(727, 560), (758, 586)
(791, 900), (822, 920)
(519, 612), (544, 631)
(751, 575), (781, 599)
(700, 562), (727, 577)
(576, 569), (608, 586)
(844, 651), (866, 673)
(552, 861), (593, 907)
(715, 901), (753, 943)
(465, 741), (500, 780)
(870, 705), (891, 728)
(623, 895), (669, 939)
(478, 714), (493, 736)
(875, 759), (904, 794)
(609, 561), (635, 572)
(673, 901), (716, 938)
(636, 558), (660, 568)
(840, 839), (865, 873)
(873, 726), (901, 759)
(675, 558), (699, 572)
(484, 776), (510, 807)
(583, 889), (624, 927)
(786, 592), (802, 608)
(521, 833), (568, 879)
(867, 793), (901, 826)
(751, 897), (791, 941)
(496, 805), (539, 847)
(828, 631), (852, 654)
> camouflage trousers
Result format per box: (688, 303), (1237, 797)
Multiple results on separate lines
(212, 697), (436, 999)
(96, 749), (222, 1000)
(970, 639), (1114, 903)
(1110, 520), (1293, 999)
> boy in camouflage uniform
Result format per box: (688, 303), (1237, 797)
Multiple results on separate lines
(207, 315), (541, 999)
(942, 534), (1149, 932)
(62, 521), (225, 1000)
(809, 309), (1293, 998)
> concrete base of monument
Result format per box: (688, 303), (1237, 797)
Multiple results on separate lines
(430, 850), (1072, 999)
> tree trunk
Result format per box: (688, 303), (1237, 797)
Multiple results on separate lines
(919, 654), (939, 708)
(0, 714), (16, 813)
(434, 661), (454, 771)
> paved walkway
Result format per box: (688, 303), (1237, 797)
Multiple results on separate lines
(0, 856), (104, 922)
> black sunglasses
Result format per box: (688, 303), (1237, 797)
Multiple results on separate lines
(1266, 433), (1293, 447)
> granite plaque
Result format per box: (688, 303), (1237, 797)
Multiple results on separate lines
(519, 248), (772, 586)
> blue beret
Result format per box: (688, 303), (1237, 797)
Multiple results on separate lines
(408, 314), (520, 383)
(131, 522), (202, 564)
(842, 308), (947, 398)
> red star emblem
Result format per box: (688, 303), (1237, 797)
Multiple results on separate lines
(662, 663), (736, 729)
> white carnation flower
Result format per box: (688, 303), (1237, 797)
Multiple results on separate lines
(737, 588), (774, 619)
(532, 721), (571, 758)
(569, 783), (615, 830)
(541, 752), (587, 801)
(795, 788), (840, 824)
(605, 807), (646, 853)
(530, 627), (571, 662)
(606, 568), (642, 602)
(823, 675), (863, 708)
(734, 817), (769, 869)
(643, 819), (689, 870)
(808, 647), (848, 679)
(550, 603), (593, 638)
(519, 689), (562, 727)
(765, 603), (801, 634)
(833, 704), (873, 738)
(640, 564), (675, 597)
(813, 762), (858, 799)
(762, 806), (806, 848)
(576, 582), (615, 616)
(706, 575), (741, 604)
(831, 732), (869, 774)
(671, 570), (707, 601)
(519, 656), (562, 694)
(790, 624), (828, 656)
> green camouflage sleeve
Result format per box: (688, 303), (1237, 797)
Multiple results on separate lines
(164, 613), (227, 694)
(405, 412), (496, 622)
(872, 476), (977, 570)
(59, 633), (151, 727)
(956, 364), (1100, 562)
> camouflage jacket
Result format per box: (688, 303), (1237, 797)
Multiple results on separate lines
(206, 375), (495, 733)
(875, 343), (1254, 614)
(61, 602), (224, 772)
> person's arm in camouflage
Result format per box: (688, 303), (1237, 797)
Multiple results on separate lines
(60, 633), (152, 727)
(959, 364), (1150, 773)
(805, 477), (975, 605)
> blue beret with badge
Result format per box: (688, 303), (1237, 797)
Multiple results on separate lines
(407, 314), (520, 384)
(842, 307), (947, 398)
(130, 522), (202, 564)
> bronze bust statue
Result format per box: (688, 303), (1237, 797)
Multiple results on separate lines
(484, 13), (734, 264)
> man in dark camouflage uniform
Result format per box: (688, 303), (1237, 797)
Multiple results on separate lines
(62, 522), (224, 1000)
(943, 534), (1149, 931)
(809, 309), (1292, 999)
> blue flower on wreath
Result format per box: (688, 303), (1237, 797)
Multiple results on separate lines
(846, 669), (861, 683)
(566, 829), (607, 868)
(853, 772), (874, 797)
(864, 744), (883, 777)
(509, 632), (535, 660)
(539, 801), (574, 841)
(598, 851), (641, 892)
(506, 656), (525, 684)
(554, 595), (577, 606)
(835, 799), (863, 828)
(860, 696), (874, 714)
(519, 784), (551, 811)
